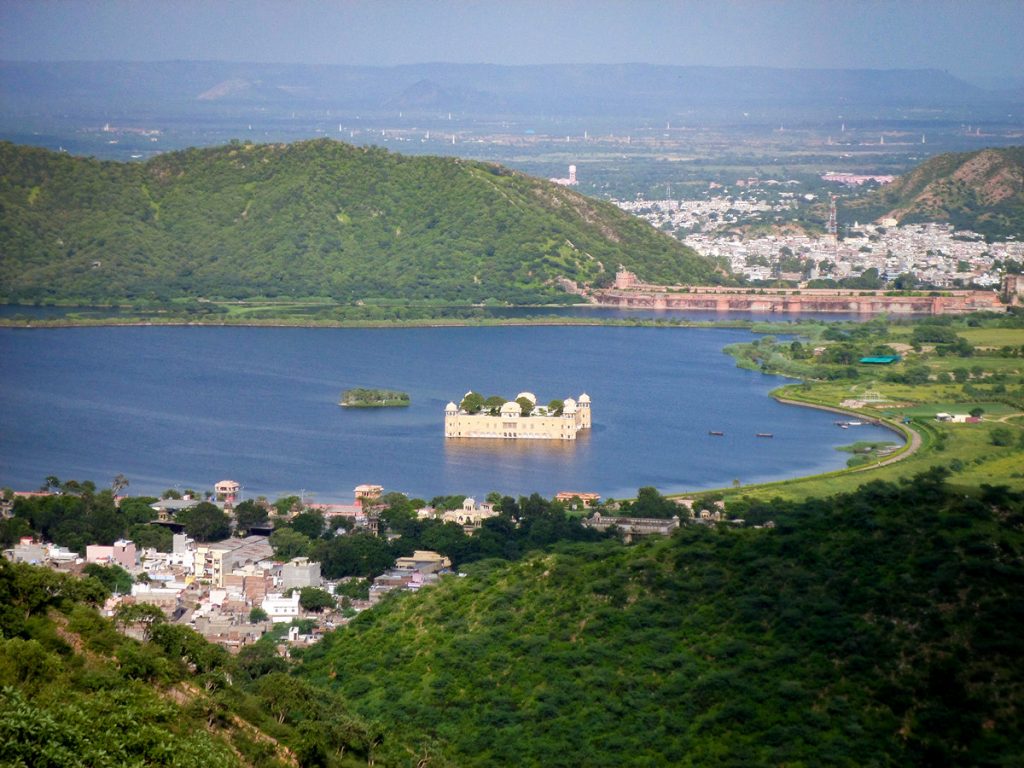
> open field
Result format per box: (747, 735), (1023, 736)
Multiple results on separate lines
(957, 327), (1024, 347)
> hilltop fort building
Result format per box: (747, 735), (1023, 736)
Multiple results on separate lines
(445, 392), (591, 440)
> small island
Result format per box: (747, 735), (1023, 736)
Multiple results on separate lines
(339, 388), (410, 408)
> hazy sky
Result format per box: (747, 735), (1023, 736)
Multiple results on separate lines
(2, 0), (1021, 86)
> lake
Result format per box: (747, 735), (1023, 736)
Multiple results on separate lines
(0, 325), (897, 502)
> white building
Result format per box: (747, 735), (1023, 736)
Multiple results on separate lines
(262, 592), (301, 623)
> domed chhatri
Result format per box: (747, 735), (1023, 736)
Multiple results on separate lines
(445, 391), (592, 441)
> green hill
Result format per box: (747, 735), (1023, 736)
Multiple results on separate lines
(298, 471), (1024, 766)
(0, 140), (719, 305)
(0, 557), (394, 767)
(852, 146), (1024, 239)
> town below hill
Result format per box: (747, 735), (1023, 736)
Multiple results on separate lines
(2, 480), (719, 654)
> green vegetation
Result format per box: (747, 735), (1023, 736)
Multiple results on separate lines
(176, 501), (232, 542)
(267, 493), (607, 579)
(849, 146), (1024, 240)
(0, 139), (720, 307)
(716, 311), (1024, 502)
(0, 558), (389, 766)
(1, 479), (163, 554)
(339, 388), (410, 407)
(298, 471), (1024, 766)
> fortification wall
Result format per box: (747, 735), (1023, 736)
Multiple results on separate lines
(592, 288), (1004, 315)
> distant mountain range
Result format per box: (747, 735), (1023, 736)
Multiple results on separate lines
(1, 61), (1015, 118)
(0, 139), (718, 304)
(852, 146), (1024, 239)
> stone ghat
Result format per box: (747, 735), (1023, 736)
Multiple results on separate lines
(592, 288), (1005, 315)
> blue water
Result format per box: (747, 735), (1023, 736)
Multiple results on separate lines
(0, 326), (897, 502)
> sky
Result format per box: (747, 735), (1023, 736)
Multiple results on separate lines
(1, 0), (1022, 87)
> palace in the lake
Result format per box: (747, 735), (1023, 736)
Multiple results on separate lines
(444, 392), (591, 440)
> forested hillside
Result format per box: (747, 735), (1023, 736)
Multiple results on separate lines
(299, 471), (1024, 767)
(0, 557), (397, 767)
(0, 140), (719, 305)
(851, 146), (1024, 239)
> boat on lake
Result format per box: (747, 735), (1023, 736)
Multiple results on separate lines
(756, 432), (774, 438)
(708, 430), (724, 436)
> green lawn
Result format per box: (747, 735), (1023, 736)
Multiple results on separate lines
(958, 327), (1024, 347)
(899, 401), (1020, 417)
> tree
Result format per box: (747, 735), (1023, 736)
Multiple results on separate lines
(484, 395), (507, 415)
(516, 396), (535, 417)
(249, 606), (268, 623)
(113, 602), (166, 641)
(990, 427), (1014, 446)
(273, 495), (302, 517)
(547, 399), (565, 416)
(82, 563), (133, 595)
(460, 391), (485, 414)
(298, 587), (335, 613)
(288, 510), (326, 539)
(234, 499), (269, 536)
(969, 407), (985, 418)
(312, 533), (394, 579)
(335, 578), (370, 601)
(111, 474), (129, 496)
(269, 527), (312, 560)
(176, 502), (230, 542)
(126, 523), (173, 552)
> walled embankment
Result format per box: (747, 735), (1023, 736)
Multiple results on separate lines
(592, 287), (1004, 315)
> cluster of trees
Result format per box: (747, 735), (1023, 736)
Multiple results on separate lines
(265, 492), (609, 580)
(0, 139), (720, 307)
(299, 470), (1024, 766)
(1, 478), (173, 553)
(458, 391), (564, 417)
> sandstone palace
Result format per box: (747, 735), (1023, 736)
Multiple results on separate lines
(445, 391), (592, 440)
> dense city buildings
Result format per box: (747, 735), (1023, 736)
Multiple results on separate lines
(617, 194), (1023, 289)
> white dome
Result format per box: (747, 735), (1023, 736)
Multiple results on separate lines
(515, 392), (537, 405)
(563, 398), (577, 413)
(500, 401), (521, 415)
(578, 393), (590, 403)
(445, 402), (458, 412)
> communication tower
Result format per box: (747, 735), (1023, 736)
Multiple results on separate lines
(827, 194), (838, 241)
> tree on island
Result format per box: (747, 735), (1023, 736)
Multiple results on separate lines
(547, 399), (565, 416)
(460, 392), (485, 414)
(516, 396), (535, 417)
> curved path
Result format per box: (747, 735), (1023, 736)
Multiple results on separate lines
(772, 395), (924, 472)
